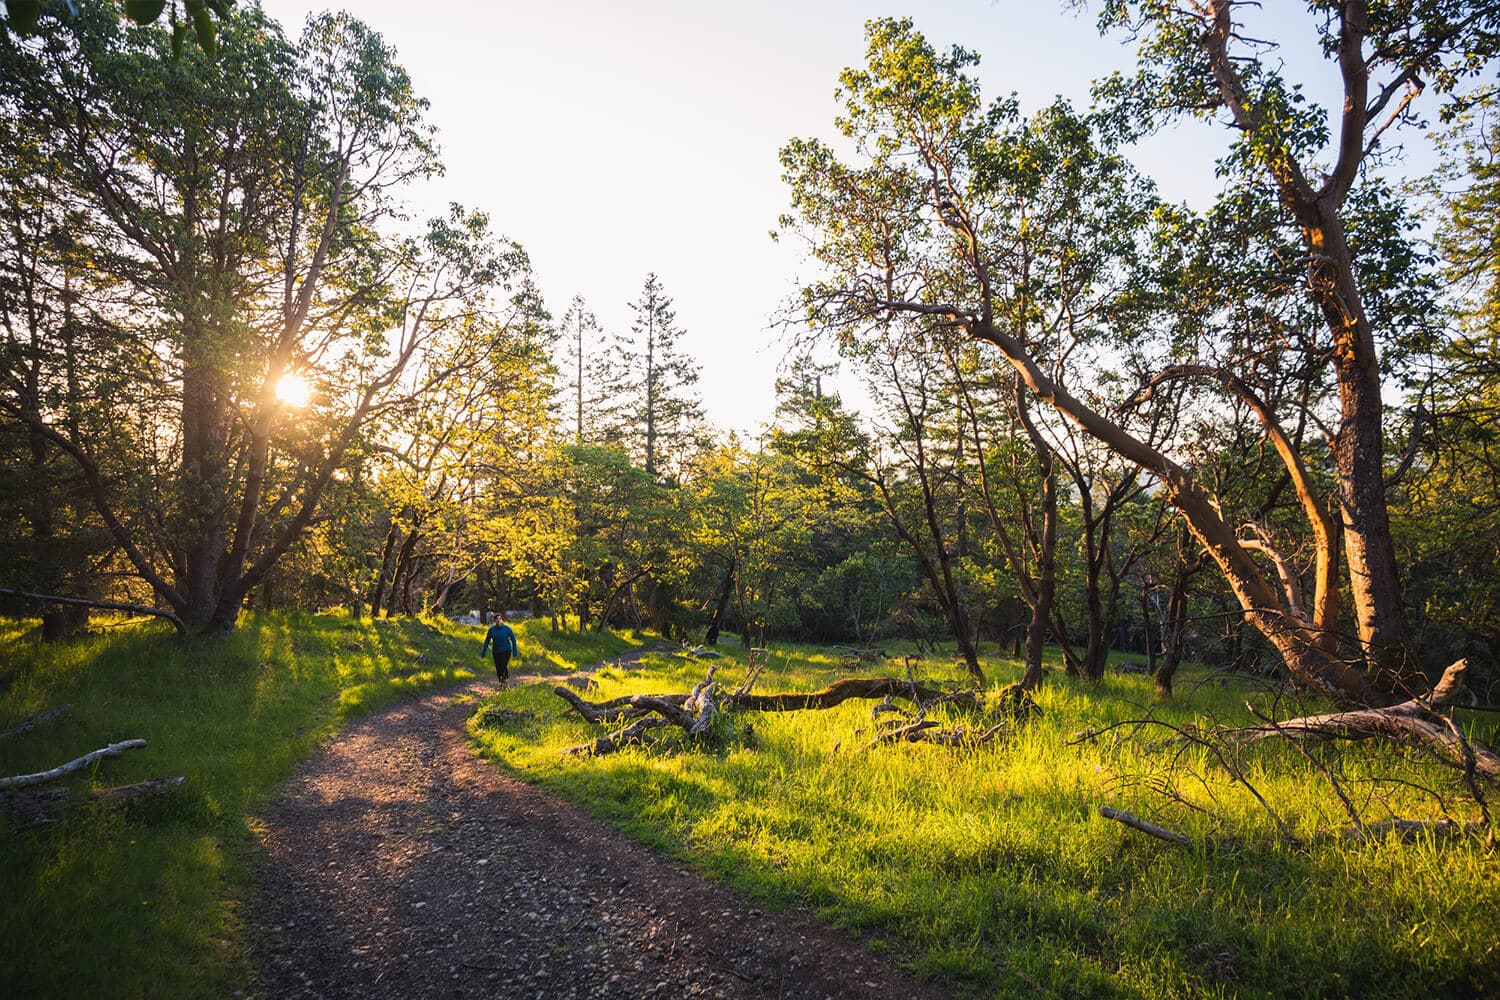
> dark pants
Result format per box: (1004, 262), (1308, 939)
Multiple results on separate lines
(491, 648), (511, 682)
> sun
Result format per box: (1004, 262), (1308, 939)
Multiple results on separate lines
(275, 373), (311, 408)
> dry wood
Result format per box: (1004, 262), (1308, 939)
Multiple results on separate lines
(860, 719), (1015, 751)
(0, 702), (72, 739)
(0, 775), (183, 824)
(731, 660), (766, 700)
(1099, 805), (1191, 846)
(862, 718), (940, 749)
(0, 588), (185, 635)
(1338, 818), (1479, 843)
(565, 717), (672, 756)
(685, 668), (719, 740)
(730, 677), (972, 712)
(0, 739), (147, 790)
(1227, 660), (1500, 782)
(552, 686), (695, 726)
(553, 670), (988, 758)
(89, 775), (186, 804)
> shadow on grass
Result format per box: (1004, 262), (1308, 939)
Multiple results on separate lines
(468, 648), (1500, 1000)
(0, 610), (479, 999)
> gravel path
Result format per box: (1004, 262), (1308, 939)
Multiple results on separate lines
(249, 654), (949, 999)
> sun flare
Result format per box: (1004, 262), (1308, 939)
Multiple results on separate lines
(275, 373), (311, 408)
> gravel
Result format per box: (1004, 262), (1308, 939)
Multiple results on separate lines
(249, 660), (950, 999)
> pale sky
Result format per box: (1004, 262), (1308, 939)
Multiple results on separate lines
(253, 1), (1410, 434)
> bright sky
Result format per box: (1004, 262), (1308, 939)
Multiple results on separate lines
(253, 1), (1405, 435)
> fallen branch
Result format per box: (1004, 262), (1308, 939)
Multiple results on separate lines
(0, 588), (185, 635)
(553, 668), (992, 758)
(685, 667), (718, 740)
(89, 775), (185, 805)
(1100, 805), (1190, 846)
(861, 718), (940, 749)
(0, 774), (183, 824)
(731, 659), (766, 700)
(1226, 661), (1500, 783)
(0, 739), (148, 790)
(0, 703), (72, 739)
(565, 716), (672, 756)
(729, 677), (972, 712)
(552, 686), (695, 726)
(1338, 818), (1481, 843)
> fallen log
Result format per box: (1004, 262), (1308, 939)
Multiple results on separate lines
(552, 687), (695, 726)
(552, 669), (990, 757)
(1, 775), (185, 819)
(0, 739), (147, 790)
(729, 677), (973, 712)
(1338, 818), (1482, 843)
(91, 776), (186, 805)
(0, 703), (72, 739)
(862, 718), (940, 748)
(566, 717), (672, 756)
(1226, 660), (1500, 783)
(685, 668), (718, 740)
(0, 588), (185, 635)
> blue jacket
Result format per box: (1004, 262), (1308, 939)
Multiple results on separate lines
(481, 622), (519, 657)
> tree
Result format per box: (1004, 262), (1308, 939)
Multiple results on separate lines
(617, 273), (705, 481)
(2, 1), (234, 59)
(0, 8), (528, 634)
(1092, 0), (1500, 687)
(835, 319), (989, 684)
(558, 294), (602, 445)
(781, 18), (1414, 706)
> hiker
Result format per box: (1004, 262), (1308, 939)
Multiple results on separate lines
(480, 613), (520, 684)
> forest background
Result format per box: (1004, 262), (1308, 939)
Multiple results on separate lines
(4, 0), (1498, 704)
(4, 2), (1500, 996)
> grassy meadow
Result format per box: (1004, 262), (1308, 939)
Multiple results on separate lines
(0, 610), (639, 999)
(469, 643), (1500, 999)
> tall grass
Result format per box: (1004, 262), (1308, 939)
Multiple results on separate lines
(469, 643), (1500, 999)
(0, 610), (638, 999)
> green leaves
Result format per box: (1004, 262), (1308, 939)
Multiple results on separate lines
(188, 1), (216, 57)
(123, 1), (167, 24)
(2, 1), (42, 35)
(1, 0), (232, 58)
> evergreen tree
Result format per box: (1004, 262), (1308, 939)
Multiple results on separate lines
(618, 273), (705, 480)
(558, 294), (605, 445)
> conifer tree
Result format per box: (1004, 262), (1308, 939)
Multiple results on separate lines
(618, 273), (705, 480)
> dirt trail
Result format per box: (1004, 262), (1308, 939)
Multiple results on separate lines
(249, 650), (949, 999)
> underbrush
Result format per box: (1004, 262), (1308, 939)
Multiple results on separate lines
(469, 643), (1500, 999)
(0, 610), (637, 999)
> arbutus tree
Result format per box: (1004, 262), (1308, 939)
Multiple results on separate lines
(779, 17), (1448, 708)
(1090, 0), (1500, 690)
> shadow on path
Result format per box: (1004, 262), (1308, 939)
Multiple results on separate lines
(250, 657), (950, 999)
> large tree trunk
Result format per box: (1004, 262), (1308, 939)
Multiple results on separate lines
(177, 350), (232, 633)
(705, 558), (734, 646)
(368, 519), (399, 618)
(384, 528), (420, 618)
(1082, 557), (1107, 681)
(1306, 207), (1416, 684)
(1153, 530), (1201, 699)
(963, 313), (1384, 705)
(1196, 0), (1418, 691)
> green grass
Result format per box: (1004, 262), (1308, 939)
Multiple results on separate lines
(469, 642), (1500, 999)
(0, 610), (642, 999)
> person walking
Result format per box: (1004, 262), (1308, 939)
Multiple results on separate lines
(480, 613), (520, 684)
